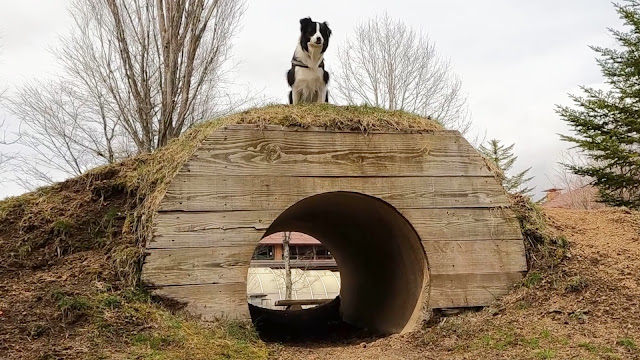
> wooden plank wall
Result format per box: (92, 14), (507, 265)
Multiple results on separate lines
(143, 125), (527, 319)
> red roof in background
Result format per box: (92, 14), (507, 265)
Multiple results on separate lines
(259, 232), (322, 245)
(542, 186), (605, 210)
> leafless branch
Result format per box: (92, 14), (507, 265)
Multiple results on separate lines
(333, 13), (472, 134)
(72, 0), (247, 151)
(0, 88), (18, 181)
(9, 0), (250, 187)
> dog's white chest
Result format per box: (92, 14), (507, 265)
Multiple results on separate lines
(293, 66), (325, 101)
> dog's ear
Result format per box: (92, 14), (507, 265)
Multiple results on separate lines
(323, 22), (332, 36)
(300, 17), (313, 29)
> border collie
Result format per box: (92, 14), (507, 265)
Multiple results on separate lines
(287, 17), (332, 104)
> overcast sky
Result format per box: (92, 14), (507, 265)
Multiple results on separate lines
(0, 0), (621, 199)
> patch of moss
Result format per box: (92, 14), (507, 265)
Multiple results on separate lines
(617, 337), (637, 350)
(535, 348), (556, 359)
(524, 271), (543, 288)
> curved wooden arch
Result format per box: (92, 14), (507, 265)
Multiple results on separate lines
(141, 124), (526, 332)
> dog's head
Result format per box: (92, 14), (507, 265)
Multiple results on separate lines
(299, 17), (331, 53)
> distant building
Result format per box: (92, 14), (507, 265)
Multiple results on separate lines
(250, 232), (337, 270)
(542, 188), (563, 202)
(248, 232), (340, 309)
(541, 186), (605, 209)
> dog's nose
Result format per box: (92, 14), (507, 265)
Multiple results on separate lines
(315, 38), (322, 44)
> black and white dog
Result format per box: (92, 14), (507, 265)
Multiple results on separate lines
(287, 17), (332, 104)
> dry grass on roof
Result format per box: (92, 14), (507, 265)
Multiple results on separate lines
(224, 104), (444, 132)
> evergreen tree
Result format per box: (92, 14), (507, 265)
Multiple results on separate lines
(480, 139), (535, 196)
(556, 0), (640, 209)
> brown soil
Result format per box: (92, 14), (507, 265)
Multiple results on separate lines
(0, 252), (121, 359)
(0, 169), (136, 359)
(273, 208), (640, 360)
(0, 168), (268, 360)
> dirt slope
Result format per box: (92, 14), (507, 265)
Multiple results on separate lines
(273, 208), (640, 360)
(0, 171), (269, 360)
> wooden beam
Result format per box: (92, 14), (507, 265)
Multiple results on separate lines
(149, 210), (279, 248)
(428, 272), (525, 308)
(142, 246), (254, 286)
(142, 238), (525, 287)
(186, 128), (492, 177)
(159, 176), (509, 212)
(150, 272), (526, 318)
(402, 208), (522, 242)
(152, 283), (249, 320)
(423, 240), (527, 275)
(150, 208), (522, 249)
(275, 299), (333, 306)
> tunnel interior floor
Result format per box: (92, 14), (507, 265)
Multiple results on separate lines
(249, 297), (379, 342)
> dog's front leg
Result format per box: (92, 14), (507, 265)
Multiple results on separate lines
(291, 88), (301, 105)
(319, 70), (330, 103)
(318, 87), (328, 103)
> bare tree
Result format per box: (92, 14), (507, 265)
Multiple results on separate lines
(9, 0), (251, 188)
(333, 13), (471, 133)
(0, 38), (14, 179)
(282, 231), (293, 300)
(0, 91), (17, 179)
(549, 149), (602, 209)
(9, 80), (128, 187)
(63, 0), (247, 151)
(249, 232), (329, 307)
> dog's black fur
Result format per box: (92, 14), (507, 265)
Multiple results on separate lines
(287, 17), (332, 104)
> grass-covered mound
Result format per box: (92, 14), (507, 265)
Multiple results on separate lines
(0, 104), (441, 359)
(5, 103), (610, 360)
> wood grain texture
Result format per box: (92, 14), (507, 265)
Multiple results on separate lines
(142, 246), (254, 286)
(159, 176), (510, 212)
(143, 240), (525, 286)
(150, 208), (521, 249)
(152, 283), (249, 319)
(151, 272), (526, 318)
(187, 128), (491, 177)
(423, 240), (527, 275)
(149, 210), (279, 248)
(428, 272), (525, 308)
(401, 208), (522, 242)
(143, 240), (524, 286)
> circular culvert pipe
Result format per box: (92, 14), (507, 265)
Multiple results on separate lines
(251, 192), (428, 337)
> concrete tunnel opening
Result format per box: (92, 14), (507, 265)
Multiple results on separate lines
(247, 192), (428, 340)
